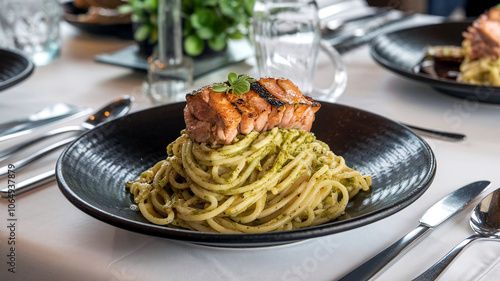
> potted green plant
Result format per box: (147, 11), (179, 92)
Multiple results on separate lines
(119, 0), (254, 57)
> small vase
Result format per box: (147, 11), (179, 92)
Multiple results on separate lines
(143, 0), (194, 105)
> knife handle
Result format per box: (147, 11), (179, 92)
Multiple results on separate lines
(339, 224), (431, 281)
(0, 169), (55, 198)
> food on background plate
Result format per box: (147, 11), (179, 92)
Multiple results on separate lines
(73, 0), (126, 9)
(126, 73), (371, 233)
(424, 45), (464, 79)
(426, 45), (464, 64)
(68, 0), (131, 25)
(425, 5), (500, 85)
(460, 5), (500, 85)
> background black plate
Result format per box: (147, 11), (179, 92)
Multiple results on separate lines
(0, 48), (34, 92)
(56, 102), (436, 247)
(370, 21), (500, 104)
(62, 2), (133, 39)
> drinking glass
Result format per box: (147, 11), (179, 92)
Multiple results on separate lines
(253, 0), (346, 100)
(0, 0), (62, 66)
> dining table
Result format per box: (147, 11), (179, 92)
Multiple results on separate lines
(1, 12), (500, 281)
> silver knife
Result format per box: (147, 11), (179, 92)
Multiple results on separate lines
(0, 170), (55, 198)
(0, 104), (91, 142)
(338, 180), (491, 281)
(321, 8), (389, 37)
(325, 10), (414, 55)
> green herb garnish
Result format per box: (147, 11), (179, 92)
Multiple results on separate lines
(212, 72), (256, 96)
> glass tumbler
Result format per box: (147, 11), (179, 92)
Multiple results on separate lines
(253, 0), (346, 99)
(0, 0), (62, 66)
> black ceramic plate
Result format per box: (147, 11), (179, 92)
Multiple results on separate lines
(371, 21), (500, 104)
(0, 48), (34, 92)
(56, 102), (436, 247)
(62, 2), (133, 40)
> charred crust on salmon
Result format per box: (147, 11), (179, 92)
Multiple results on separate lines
(250, 80), (285, 109)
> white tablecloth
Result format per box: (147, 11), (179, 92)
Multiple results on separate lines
(1, 18), (500, 281)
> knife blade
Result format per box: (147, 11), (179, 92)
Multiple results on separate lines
(0, 104), (91, 142)
(338, 180), (491, 281)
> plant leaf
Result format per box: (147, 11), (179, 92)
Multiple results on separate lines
(227, 72), (238, 85)
(219, 0), (236, 16)
(125, 0), (254, 55)
(196, 27), (214, 40)
(212, 84), (229, 92)
(228, 30), (243, 40)
(243, 0), (255, 15)
(190, 13), (202, 29)
(117, 5), (133, 14)
(134, 24), (151, 41)
(144, 0), (157, 11)
(184, 34), (204, 56)
(208, 35), (227, 51)
(232, 82), (250, 95)
(212, 73), (254, 95)
(237, 75), (251, 82)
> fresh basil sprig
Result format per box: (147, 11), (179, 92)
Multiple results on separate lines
(212, 72), (256, 96)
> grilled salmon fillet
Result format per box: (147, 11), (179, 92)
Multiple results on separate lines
(463, 7), (500, 61)
(184, 77), (321, 145)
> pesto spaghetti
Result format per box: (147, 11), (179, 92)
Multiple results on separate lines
(126, 128), (371, 233)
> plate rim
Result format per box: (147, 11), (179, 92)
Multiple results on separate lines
(0, 48), (35, 92)
(56, 102), (436, 247)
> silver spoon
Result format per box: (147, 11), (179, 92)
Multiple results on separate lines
(413, 187), (500, 280)
(0, 96), (133, 176)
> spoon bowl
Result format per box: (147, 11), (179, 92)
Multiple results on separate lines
(81, 96), (133, 130)
(470, 189), (500, 237)
(413, 187), (500, 280)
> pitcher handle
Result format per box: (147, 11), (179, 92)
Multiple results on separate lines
(313, 40), (347, 101)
